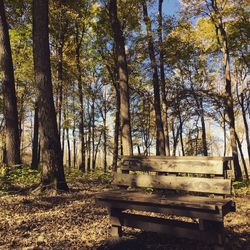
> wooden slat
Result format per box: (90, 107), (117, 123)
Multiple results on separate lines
(121, 156), (233, 161)
(96, 199), (223, 221)
(111, 212), (221, 244)
(113, 173), (232, 195)
(96, 190), (233, 211)
(120, 157), (231, 175)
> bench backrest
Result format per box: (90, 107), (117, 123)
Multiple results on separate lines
(113, 156), (233, 195)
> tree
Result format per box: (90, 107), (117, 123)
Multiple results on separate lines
(181, 0), (243, 180)
(142, 0), (166, 155)
(158, 0), (170, 156)
(32, 0), (68, 191)
(0, 0), (21, 167)
(108, 0), (133, 156)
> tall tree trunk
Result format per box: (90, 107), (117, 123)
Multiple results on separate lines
(91, 101), (95, 171)
(31, 102), (39, 169)
(72, 85), (76, 168)
(87, 98), (91, 172)
(178, 111), (185, 156)
(223, 111), (227, 156)
(235, 131), (249, 180)
(142, 0), (166, 156)
(200, 98), (208, 156)
(158, 0), (170, 156)
(103, 117), (107, 173)
(223, 47), (242, 180)
(0, 0), (21, 166)
(32, 0), (68, 191)
(109, 0), (133, 156)
(212, 0), (242, 180)
(240, 93), (250, 166)
(112, 80), (120, 171)
(75, 23), (86, 172)
(66, 127), (71, 169)
(57, 46), (63, 141)
(103, 90), (108, 173)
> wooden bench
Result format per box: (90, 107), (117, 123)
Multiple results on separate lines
(96, 156), (236, 249)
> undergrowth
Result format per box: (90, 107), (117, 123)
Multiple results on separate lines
(0, 165), (113, 194)
(233, 180), (250, 196)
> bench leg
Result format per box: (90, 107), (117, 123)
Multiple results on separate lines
(108, 208), (122, 237)
(199, 219), (225, 250)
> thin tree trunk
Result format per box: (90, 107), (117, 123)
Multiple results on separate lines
(31, 102), (39, 169)
(142, 0), (166, 156)
(212, 0), (242, 180)
(158, 0), (170, 156)
(109, 0), (133, 156)
(112, 80), (120, 171)
(178, 112), (185, 156)
(62, 127), (65, 165)
(103, 118), (107, 173)
(223, 111), (227, 156)
(72, 85), (76, 168)
(66, 127), (71, 169)
(91, 101), (95, 171)
(240, 93), (250, 166)
(75, 23), (86, 172)
(200, 98), (208, 156)
(32, 0), (68, 191)
(0, 0), (21, 166)
(235, 131), (249, 180)
(87, 98), (91, 172)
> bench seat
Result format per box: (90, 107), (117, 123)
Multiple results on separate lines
(96, 190), (235, 221)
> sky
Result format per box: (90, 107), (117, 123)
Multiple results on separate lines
(162, 0), (180, 16)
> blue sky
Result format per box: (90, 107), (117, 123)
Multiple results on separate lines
(162, 0), (180, 16)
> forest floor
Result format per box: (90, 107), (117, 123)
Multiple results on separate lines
(0, 169), (249, 250)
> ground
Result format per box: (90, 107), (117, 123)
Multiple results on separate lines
(0, 172), (249, 250)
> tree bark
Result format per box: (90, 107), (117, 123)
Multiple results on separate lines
(142, 0), (166, 156)
(211, 0), (242, 180)
(109, 0), (133, 156)
(75, 22), (86, 173)
(0, 0), (21, 166)
(32, 0), (68, 191)
(158, 0), (170, 156)
(112, 80), (120, 171)
(31, 102), (39, 169)
(91, 100), (95, 171)
(240, 93), (250, 167)
(235, 131), (249, 180)
(200, 98), (208, 156)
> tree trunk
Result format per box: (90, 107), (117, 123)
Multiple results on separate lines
(112, 80), (120, 171)
(0, 0), (21, 166)
(91, 99), (95, 171)
(31, 102), (39, 169)
(32, 0), (68, 191)
(178, 111), (185, 156)
(235, 131), (249, 180)
(72, 85), (76, 168)
(158, 0), (170, 156)
(87, 98), (91, 172)
(223, 111), (227, 157)
(212, 0), (242, 180)
(142, 0), (166, 156)
(75, 23), (86, 173)
(200, 98), (208, 156)
(66, 127), (71, 169)
(240, 93), (250, 166)
(109, 0), (133, 156)
(103, 118), (107, 173)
